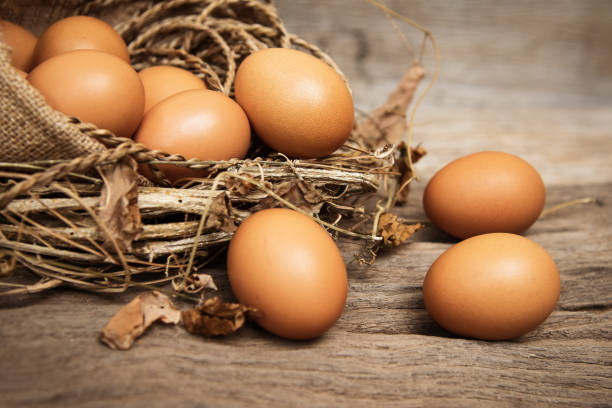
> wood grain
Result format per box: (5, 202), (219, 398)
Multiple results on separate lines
(1, 182), (609, 407)
(1, 1), (612, 407)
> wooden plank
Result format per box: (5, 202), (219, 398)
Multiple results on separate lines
(0, 322), (610, 408)
(1, 182), (610, 407)
(275, 0), (612, 107)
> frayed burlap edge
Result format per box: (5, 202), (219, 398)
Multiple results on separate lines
(0, 38), (106, 162)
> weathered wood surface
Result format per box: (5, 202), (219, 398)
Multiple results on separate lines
(1, 1), (611, 407)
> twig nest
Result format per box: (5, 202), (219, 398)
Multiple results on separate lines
(0, 0), (428, 296)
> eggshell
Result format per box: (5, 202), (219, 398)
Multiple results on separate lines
(234, 48), (354, 158)
(0, 20), (37, 72)
(28, 50), (144, 139)
(33, 15), (130, 66)
(139, 65), (207, 113)
(134, 89), (250, 182)
(423, 233), (560, 340)
(227, 208), (348, 340)
(423, 151), (546, 239)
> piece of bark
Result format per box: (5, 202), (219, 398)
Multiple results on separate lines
(100, 291), (181, 350)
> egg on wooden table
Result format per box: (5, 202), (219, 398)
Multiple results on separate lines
(133, 89), (251, 182)
(0, 20), (38, 71)
(138, 65), (207, 113)
(227, 208), (348, 340)
(423, 151), (546, 239)
(234, 47), (354, 159)
(423, 233), (561, 340)
(33, 15), (130, 66)
(28, 49), (145, 139)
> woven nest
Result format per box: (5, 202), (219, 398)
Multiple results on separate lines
(0, 0), (429, 297)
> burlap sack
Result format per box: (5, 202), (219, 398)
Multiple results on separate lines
(0, 34), (106, 163)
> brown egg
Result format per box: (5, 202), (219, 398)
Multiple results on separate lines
(28, 50), (144, 138)
(423, 233), (560, 340)
(139, 65), (207, 113)
(423, 151), (546, 239)
(33, 15), (130, 66)
(227, 208), (348, 340)
(0, 20), (37, 71)
(234, 48), (354, 158)
(134, 89), (250, 182)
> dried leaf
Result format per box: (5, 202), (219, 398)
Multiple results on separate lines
(251, 179), (324, 215)
(97, 156), (143, 252)
(395, 142), (427, 204)
(0, 252), (16, 276)
(378, 212), (424, 246)
(190, 273), (218, 291)
(225, 176), (256, 196)
(410, 145), (427, 164)
(354, 63), (425, 147)
(181, 273), (218, 294)
(100, 291), (181, 350)
(182, 296), (258, 337)
(202, 193), (236, 233)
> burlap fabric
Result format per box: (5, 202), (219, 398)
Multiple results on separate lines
(0, 36), (106, 162)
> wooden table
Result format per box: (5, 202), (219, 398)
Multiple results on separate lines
(1, 1), (611, 406)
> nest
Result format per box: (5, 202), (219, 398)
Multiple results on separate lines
(0, 0), (431, 297)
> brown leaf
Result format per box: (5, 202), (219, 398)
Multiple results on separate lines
(0, 252), (16, 276)
(179, 273), (218, 294)
(395, 142), (427, 204)
(97, 156), (143, 252)
(410, 145), (427, 165)
(100, 291), (181, 350)
(202, 193), (236, 233)
(227, 175), (326, 217)
(188, 273), (218, 291)
(251, 179), (324, 216)
(378, 212), (424, 246)
(225, 176), (256, 196)
(354, 63), (425, 147)
(182, 296), (258, 337)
